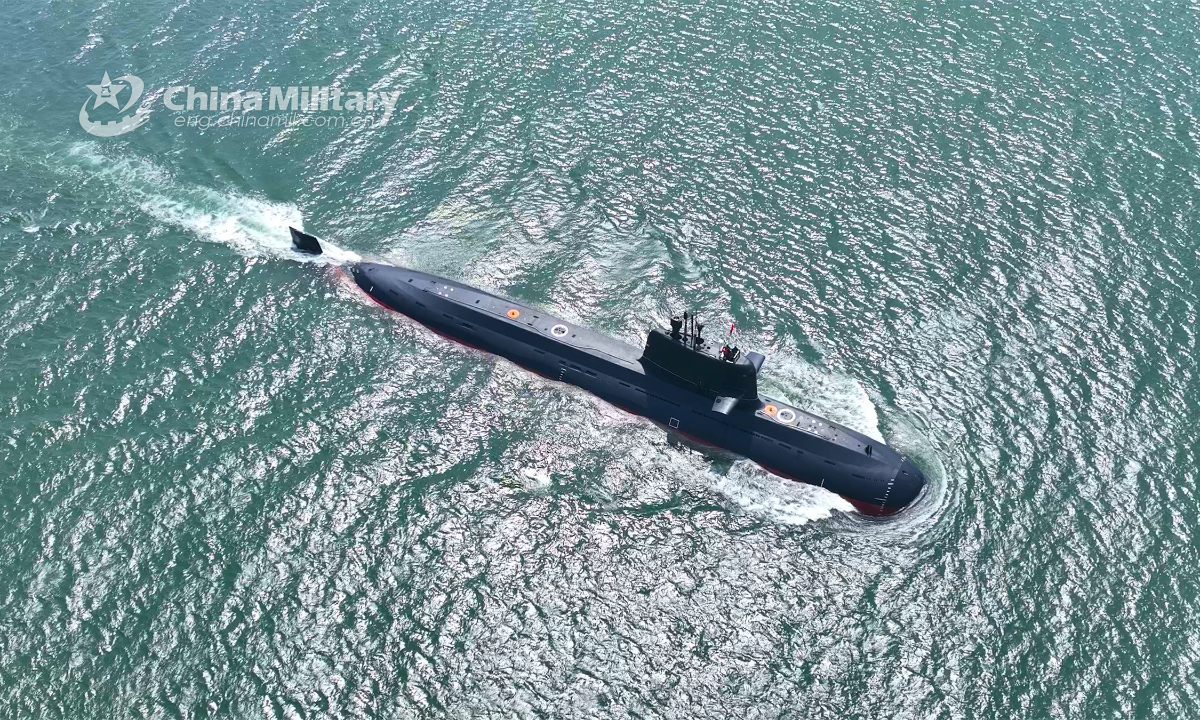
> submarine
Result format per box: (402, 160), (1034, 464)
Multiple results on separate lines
(291, 227), (925, 515)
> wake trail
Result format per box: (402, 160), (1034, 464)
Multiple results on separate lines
(65, 143), (361, 265)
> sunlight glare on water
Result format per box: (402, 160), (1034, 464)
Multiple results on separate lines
(1, 0), (1198, 716)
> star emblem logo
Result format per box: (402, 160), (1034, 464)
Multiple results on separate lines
(79, 71), (149, 137)
(86, 72), (127, 110)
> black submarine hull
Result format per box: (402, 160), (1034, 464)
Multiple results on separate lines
(346, 260), (925, 516)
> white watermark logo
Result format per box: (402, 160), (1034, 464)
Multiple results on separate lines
(78, 69), (403, 136)
(79, 72), (150, 137)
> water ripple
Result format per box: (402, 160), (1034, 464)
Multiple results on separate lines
(2, 0), (1200, 716)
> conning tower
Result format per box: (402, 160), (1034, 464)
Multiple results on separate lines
(638, 312), (765, 412)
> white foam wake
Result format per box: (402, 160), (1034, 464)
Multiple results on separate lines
(711, 460), (855, 524)
(65, 143), (360, 265)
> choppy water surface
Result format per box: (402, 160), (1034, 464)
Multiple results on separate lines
(1, 0), (1198, 716)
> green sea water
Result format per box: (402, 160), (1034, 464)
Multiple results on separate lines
(2, 0), (1198, 717)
